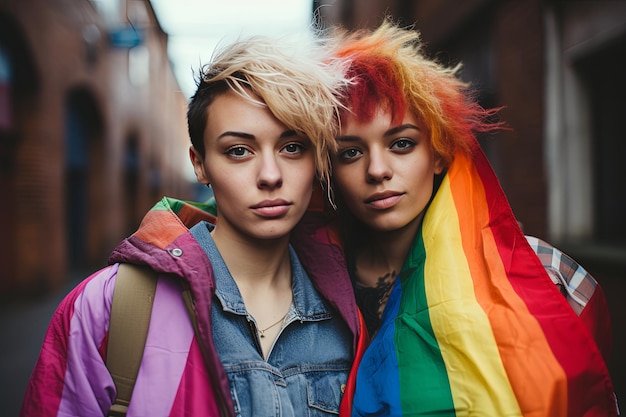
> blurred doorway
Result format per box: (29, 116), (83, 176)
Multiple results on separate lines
(577, 36), (626, 245)
(64, 88), (104, 270)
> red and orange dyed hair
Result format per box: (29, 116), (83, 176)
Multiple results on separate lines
(333, 20), (502, 166)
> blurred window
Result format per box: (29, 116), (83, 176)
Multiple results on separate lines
(0, 44), (13, 132)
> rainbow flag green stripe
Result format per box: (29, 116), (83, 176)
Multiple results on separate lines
(397, 230), (455, 415)
(349, 143), (615, 416)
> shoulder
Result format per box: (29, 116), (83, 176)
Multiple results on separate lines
(525, 235), (597, 316)
(50, 265), (118, 334)
(525, 235), (614, 366)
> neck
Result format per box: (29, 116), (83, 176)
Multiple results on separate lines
(353, 211), (424, 288)
(211, 225), (293, 359)
(211, 226), (292, 292)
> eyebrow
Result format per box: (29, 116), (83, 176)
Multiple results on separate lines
(216, 129), (298, 140)
(385, 123), (420, 136)
(336, 123), (421, 142)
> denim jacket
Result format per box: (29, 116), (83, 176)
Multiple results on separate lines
(191, 221), (353, 416)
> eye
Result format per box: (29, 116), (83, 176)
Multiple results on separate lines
(390, 138), (415, 152)
(226, 146), (251, 159)
(337, 147), (362, 161)
(282, 142), (306, 155)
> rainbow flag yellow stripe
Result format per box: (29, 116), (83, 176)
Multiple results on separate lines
(426, 149), (567, 415)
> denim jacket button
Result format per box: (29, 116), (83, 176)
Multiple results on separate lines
(170, 248), (183, 257)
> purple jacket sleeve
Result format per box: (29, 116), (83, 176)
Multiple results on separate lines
(20, 265), (118, 417)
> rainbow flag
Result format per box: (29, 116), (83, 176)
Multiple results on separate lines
(344, 140), (616, 416)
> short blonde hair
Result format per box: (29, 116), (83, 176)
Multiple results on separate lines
(188, 33), (348, 184)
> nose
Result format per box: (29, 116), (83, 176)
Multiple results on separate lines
(366, 148), (392, 183)
(257, 152), (283, 189)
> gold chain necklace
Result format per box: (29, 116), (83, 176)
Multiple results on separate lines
(257, 313), (288, 338)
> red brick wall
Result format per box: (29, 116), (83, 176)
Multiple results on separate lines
(0, 0), (193, 296)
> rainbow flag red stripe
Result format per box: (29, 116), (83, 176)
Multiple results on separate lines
(345, 141), (616, 416)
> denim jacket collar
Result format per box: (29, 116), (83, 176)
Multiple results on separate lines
(190, 221), (330, 321)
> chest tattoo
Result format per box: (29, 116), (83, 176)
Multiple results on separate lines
(354, 270), (397, 335)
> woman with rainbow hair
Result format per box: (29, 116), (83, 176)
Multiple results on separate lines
(326, 20), (618, 416)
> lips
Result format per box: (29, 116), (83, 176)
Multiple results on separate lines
(365, 191), (404, 209)
(250, 199), (292, 217)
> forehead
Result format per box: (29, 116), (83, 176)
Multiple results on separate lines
(341, 106), (421, 133)
(207, 88), (264, 116)
(205, 90), (286, 135)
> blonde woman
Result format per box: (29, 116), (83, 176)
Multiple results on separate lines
(21, 35), (361, 417)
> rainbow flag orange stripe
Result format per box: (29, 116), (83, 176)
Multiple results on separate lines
(347, 141), (616, 416)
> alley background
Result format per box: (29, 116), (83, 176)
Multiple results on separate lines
(1, 0), (625, 415)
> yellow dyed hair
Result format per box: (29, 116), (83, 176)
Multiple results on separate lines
(188, 33), (349, 184)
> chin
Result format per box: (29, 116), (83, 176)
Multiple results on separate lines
(372, 224), (403, 233)
(253, 225), (296, 241)
(368, 217), (415, 233)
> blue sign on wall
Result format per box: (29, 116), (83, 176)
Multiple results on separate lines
(109, 25), (143, 49)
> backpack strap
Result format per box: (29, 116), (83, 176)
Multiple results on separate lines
(106, 263), (157, 417)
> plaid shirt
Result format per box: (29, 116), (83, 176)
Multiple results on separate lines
(526, 235), (596, 316)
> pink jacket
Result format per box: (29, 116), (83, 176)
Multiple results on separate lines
(20, 197), (363, 417)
